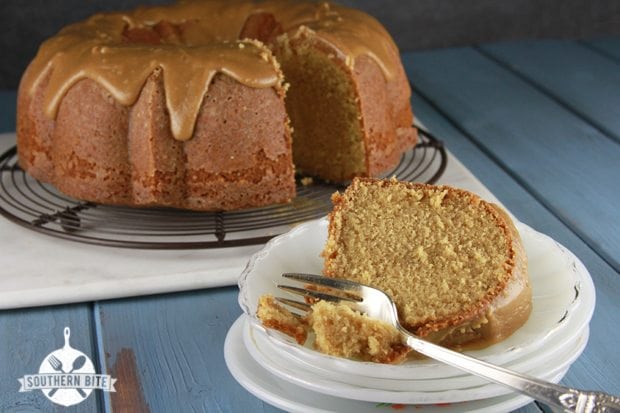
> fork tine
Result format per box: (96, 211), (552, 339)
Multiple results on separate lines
(277, 284), (361, 303)
(275, 297), (312, 312)
(282, 272), (363, 291)
(48, 355), (61, 370)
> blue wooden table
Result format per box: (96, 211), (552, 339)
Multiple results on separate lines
(1, 37), (619, 412)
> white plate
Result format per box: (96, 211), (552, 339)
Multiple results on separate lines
(238, 218), (595, 380)
(225, 315), (570, 413)
(243, 315), (588, 404)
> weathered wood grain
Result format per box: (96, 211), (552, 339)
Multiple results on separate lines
(404, 47), (620, 274)
(583, 37), (620, 62)
(478, 40), (620, 143)
(95, 287), (281, 412)
(0, 303), (102, 412)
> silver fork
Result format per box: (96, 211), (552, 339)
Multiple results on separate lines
(277, 273), (620, 413)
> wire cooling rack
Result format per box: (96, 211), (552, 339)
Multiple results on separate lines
(0, 128), (446, 249)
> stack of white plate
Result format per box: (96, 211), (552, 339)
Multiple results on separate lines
(225, 218), (596, 413)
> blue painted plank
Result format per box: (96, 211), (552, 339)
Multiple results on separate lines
(479, 40), (620, 143)
(0, 90), (17, 133)
(0, 304), (102, 412)
(412, 92), (620, 401)
(404, 47), (620, 274)
(583, 37), (620, 63)
(95, 287), (281, 412)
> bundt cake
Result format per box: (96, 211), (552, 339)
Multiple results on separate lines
(322, 178), (532, 350)
(17, 0), (417, 211)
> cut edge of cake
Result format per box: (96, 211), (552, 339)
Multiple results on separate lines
(321, 178), (532, 351)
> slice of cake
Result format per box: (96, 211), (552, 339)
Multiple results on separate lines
(322, 178), (532, 350)
(256, 178), (532, 363)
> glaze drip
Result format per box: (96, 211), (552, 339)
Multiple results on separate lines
(22, 0), (402, 141)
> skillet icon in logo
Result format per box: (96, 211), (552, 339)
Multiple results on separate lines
(38, 327), (95, 406)
(18, 327), (116, 407)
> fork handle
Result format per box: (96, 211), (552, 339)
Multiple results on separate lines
(401, 331), (620, 413)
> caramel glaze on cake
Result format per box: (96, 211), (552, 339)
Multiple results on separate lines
(322, 178), (532, 351)
(17, 0), (417, 211)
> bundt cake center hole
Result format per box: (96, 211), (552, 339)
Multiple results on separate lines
(122, 20), (193, 45)
(239, 12), (283, 43)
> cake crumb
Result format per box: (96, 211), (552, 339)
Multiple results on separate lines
(257, 295), (307, 344)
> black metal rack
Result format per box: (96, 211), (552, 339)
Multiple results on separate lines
(0, 128), (446, 249)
